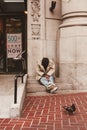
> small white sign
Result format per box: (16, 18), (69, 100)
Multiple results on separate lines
(7, 33), (22, 59)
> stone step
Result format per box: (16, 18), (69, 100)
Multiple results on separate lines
(27, 83), (45, 93)
(26, 77), (73, 93)
(26, 82), (73, 93)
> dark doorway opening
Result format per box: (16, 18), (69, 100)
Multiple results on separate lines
(0, 14), (27, 74)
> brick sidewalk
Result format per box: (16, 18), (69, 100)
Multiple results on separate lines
(0, 92), (87, 130)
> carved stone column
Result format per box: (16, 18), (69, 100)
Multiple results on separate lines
(27, 0), (45, 79)
(59, 0), (87, 90)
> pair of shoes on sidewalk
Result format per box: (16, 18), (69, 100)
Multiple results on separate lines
(47, 84), (58, 93)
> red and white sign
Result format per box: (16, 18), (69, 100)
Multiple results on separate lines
(7, 33), (22, 59)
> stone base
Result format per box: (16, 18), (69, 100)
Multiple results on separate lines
(27, 78), (73, 93)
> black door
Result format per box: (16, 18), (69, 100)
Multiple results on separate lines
(0, 17), (5, 72)
(0, 15), (27, 74)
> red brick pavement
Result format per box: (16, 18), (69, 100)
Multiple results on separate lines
(0, 92), (87, 130)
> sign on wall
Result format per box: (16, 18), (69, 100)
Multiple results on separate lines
(7, 33), (22, 59)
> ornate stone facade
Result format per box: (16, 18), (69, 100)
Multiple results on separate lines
(27, 0), (87, 91)
(30, 0), (41, 40)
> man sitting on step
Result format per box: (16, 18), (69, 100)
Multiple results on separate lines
(36, 57), (58, 93)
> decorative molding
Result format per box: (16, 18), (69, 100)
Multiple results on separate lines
(31, 24), (41, 40)
(59, 23), (87, 28)
(62, 0), (70, 2)
(31, 0), (40, 22)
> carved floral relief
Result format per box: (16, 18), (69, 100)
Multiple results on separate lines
(31, 0), (40, 22)
(31, 24), (41, 39)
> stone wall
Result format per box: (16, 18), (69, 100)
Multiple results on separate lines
(27, 0), (87, 91)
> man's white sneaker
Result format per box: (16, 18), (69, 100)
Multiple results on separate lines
(47, 84), (54, 91)
(50, 86), (58, 93)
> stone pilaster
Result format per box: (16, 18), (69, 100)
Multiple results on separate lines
(59, 0), (87, 90)
(27, 0), (45, 79)
(27, 0), (61, 93)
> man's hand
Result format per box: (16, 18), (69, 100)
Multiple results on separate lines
(45, 75), (50, 80)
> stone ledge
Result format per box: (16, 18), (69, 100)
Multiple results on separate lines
(27, 82), (73, 93)
(27, 83), (46, 93)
